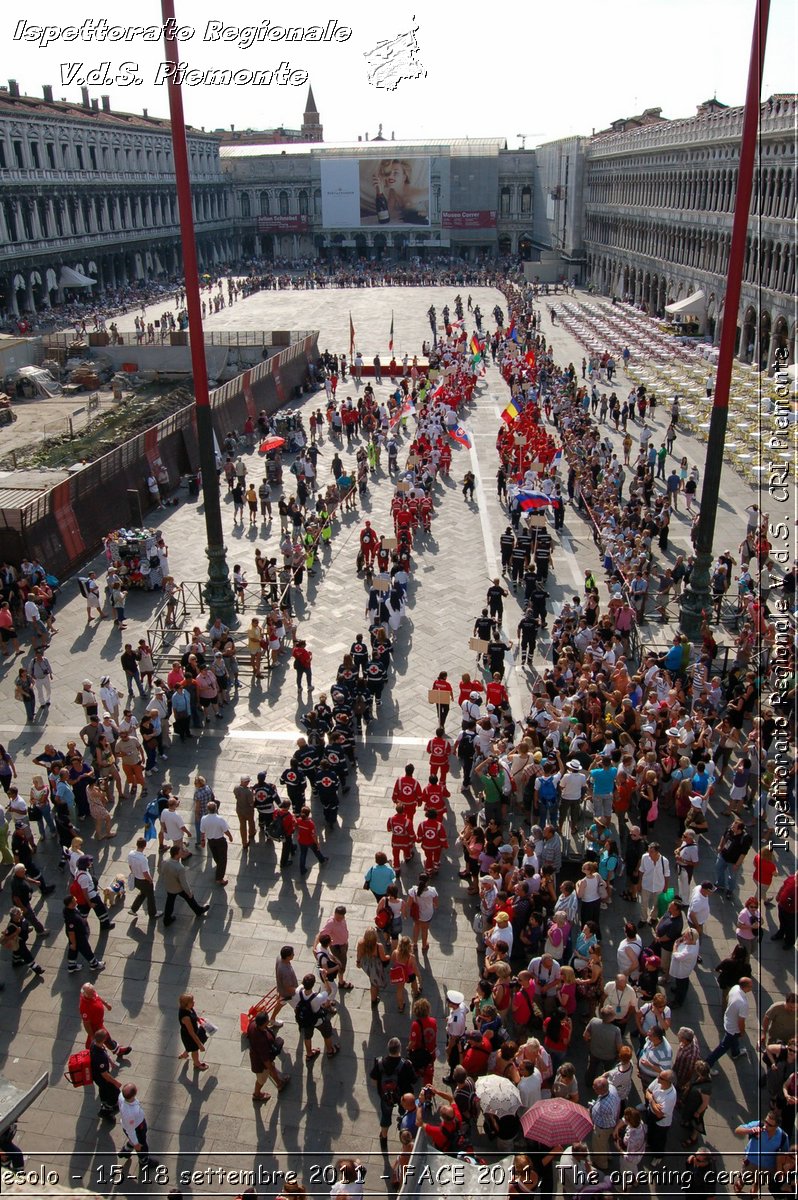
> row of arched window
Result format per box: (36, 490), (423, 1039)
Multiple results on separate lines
(239, 189), (321, 219)
(0, 134), (217, 179)
(586, 163), (794, 220)
(1, 188), (228, 243)
(583, 215), (796, 296)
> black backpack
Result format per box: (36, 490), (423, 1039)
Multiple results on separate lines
(372, 1056), (402, 1105)
(295, 991), (320, 1028)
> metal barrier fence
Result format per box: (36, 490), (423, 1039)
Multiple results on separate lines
(640, 641), (733, 678)
(145, 583), (190, 666)
(42, 329), (313, 350)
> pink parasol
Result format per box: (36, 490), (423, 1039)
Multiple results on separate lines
(520, 1098), (593, 1147)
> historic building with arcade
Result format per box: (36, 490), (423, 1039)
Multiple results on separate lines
(0, 79), (230, 318)
(578, 95), (796, 370)
(0, 80), (794, 368)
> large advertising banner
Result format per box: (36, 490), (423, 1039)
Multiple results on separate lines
(359, 157), (430, 226)
(320, 157), (431, 228)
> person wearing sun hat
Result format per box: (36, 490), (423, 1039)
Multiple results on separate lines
(484, 909), (514, 957)
(443, 990), (468, 1081)
(560, 758), (587, 840)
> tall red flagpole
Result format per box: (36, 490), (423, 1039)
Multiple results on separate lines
(680, 0), (770, 637)
(161, 0), (235, 624)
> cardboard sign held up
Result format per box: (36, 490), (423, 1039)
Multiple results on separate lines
(373, 577), (390, 592)
(528, 461), (543, 473)
(382, 536), (397, 550)
(428, 689), (452, 705)
(514, 433), (526, 446)
(406, 455), (420, 468)
(527, 514), (547, 528)
(395, 481), (411, 493)
(469, 637), (490, 653)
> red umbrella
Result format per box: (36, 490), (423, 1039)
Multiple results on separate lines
(259, 436), (285, 454)
(520, 1098), (593, 1147)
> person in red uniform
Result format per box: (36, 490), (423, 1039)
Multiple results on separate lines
(430, 675), (453, 727)
(426, 727), (453, 784)
(387, 802), (416, 872)
(79, 982), (132, 1058)
(407, 1002), (438, 1086)
(457, 674), (484, 706)
(392, 765), (423, 816)
(359, 521), (379, 567)
(485, 673), (509, 712)
(419, 495), (434, 530)
(395, 506), (413, 536)
(292, 641), (313, 693)
(295, 806), (328, 875)
(416, 809), (448, 875)
(420, 776), (448, 819)
(376, 540), (391, 573)
(439, 444), (452, 475)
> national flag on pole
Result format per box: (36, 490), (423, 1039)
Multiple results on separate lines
(448, 424), (472, 449)
(552, 448), (563, 465)
(349, 313), (355, 358)
(510, 326), (519, 343)
(501, 400), (520, 424)
(469, 334), (482, 357)
(516, 490), (555, 511)
(390, 396), (414, 428)
(389, 312), (394, 353)
(525, 350), (536, 367)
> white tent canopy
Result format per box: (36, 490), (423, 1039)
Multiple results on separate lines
(59, 266), (96, 289)
(665, 289), (705, 316)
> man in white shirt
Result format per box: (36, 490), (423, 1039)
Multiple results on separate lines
(639, 843), (671, 926)
(705, 978), (754, 1071)
(485, 911), (514, 957)
(527, 955), (561, 1007)
(559, 761), (587, 841)
(128, 837), (161, 920)
(24, 596), (42, 630)
(159, 798), (192, 859)
(119, 1083), (152, 1167)
(518, 1059), (543, 1109)
(687, 880), (715, 935)
(290, 972), (339, 1061)
(199, 801), (234, 886)
(644, 1070), (678, 1164)
(603, 974), (638, 1033)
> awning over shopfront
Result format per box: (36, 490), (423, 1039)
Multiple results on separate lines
(58, 266), (96, 288)
(665, 289), (705, 316)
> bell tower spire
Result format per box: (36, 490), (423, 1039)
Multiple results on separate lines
(301, 85), (323, 142)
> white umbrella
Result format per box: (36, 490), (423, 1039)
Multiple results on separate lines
(474, 1074), (522, 1118)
